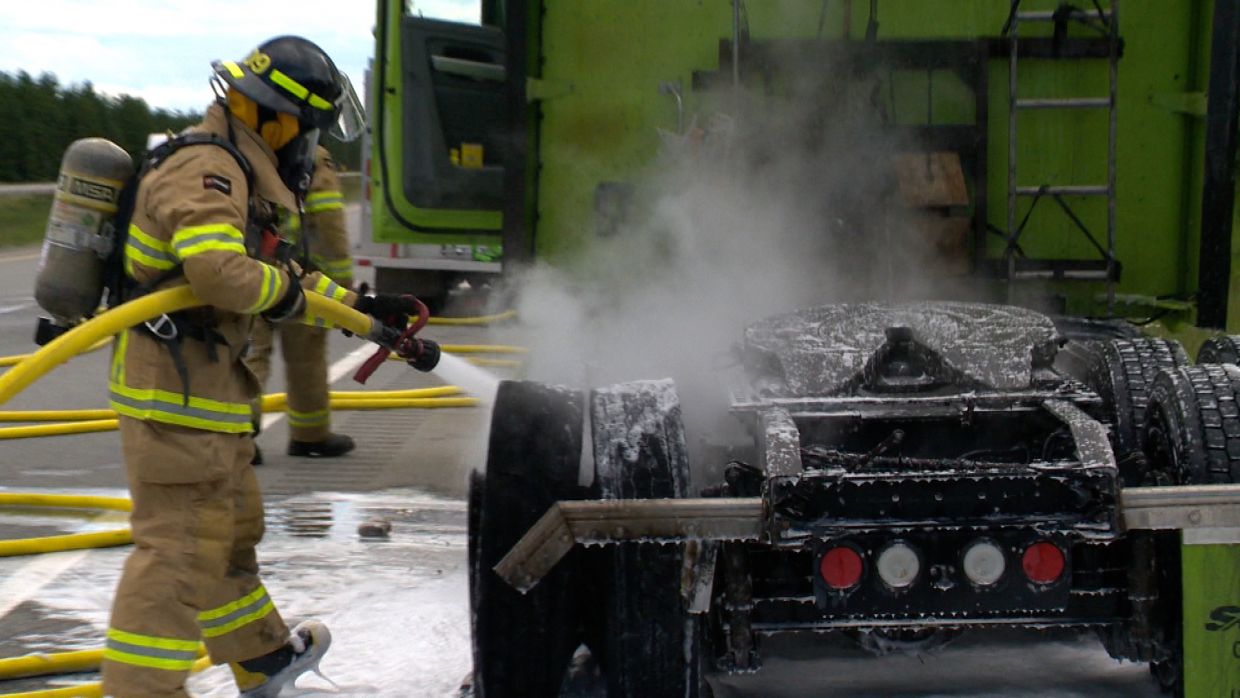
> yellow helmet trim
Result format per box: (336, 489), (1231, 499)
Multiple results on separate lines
(269, 69), (335, 112)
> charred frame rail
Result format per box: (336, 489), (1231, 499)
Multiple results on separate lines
(494, 485), (1240, 592)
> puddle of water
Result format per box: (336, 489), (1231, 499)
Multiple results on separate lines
(8, 489), (472, 698)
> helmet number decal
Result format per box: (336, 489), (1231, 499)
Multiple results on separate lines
(244, 50), (271, 75)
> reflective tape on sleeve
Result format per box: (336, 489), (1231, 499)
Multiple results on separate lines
(171, 223), (246, 260)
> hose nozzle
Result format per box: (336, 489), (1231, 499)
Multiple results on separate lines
(406, 339), (440, 373)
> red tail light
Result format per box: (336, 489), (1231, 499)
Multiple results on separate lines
(1021, 541), (1065, 585)
(820, 546), (864, 590)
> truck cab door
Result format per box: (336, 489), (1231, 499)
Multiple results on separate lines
(374, 11), (507, 238)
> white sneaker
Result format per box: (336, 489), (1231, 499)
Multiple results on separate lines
(237, 620), (332, 697)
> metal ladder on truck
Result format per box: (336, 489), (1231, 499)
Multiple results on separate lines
(1002, 1), (1121, 311)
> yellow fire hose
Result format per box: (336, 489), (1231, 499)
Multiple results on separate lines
(0, 287), (376, 407)
(0, 653), (211, 697)
(0, 397), (478, 440)
(427, 309), (516, 326)
(0, 387), (468, 425)
(0, 493), (132, 558)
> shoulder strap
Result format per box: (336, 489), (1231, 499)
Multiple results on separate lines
(104, 133), (257, 309)
(143, 132), (255, 194)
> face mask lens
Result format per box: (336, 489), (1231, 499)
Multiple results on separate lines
(328, 74), (366, 143)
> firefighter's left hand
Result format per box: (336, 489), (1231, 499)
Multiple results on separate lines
(353, 293), (418, 329)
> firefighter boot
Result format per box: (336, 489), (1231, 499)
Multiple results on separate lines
(287, 433), (355, 458)
(232, 620), (332, 697)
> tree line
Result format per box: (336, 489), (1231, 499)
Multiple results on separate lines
(0, 70), (360, 183)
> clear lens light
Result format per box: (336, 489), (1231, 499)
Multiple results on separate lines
(963, 540), (1006, 586)
(876, 542), (920, 588)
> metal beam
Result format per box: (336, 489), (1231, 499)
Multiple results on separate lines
(1121, 484), (1240, 532)
(1196, 0), (1240, 328)
(493, 498), (764, 593)
(494, 485), (1240, 592)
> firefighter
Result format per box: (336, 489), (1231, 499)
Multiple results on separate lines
(101, 36), (412, 698)
(247, 145), (355, 462)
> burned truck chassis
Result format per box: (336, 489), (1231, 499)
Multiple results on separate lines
(470, 303), (1216, 697)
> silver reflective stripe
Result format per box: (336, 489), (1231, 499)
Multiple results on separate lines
(126, 236), (176, 267)
(105, 638), (198, 663)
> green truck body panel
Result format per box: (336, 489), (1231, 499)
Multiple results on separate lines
(521, 0), (1234, 323)
(1182, 540), (1240, 696)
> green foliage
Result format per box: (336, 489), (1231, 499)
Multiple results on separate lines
(0, 71), (200, 182)
(0, 194), (52, 248)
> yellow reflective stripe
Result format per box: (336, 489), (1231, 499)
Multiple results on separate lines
(305, 201), (345, 213)
(312, 275), (349, 302)
(104, 628), (199, 671)
(125, 223), (177, 270)
(222, 60), (245, 79)
(306, 190), (343, 203)
(269, 69), (335, 111)
(110, 330), (127, 384)
(171, 223), (245, 260)
(198, 586), (275, 638)
(245, 263), (285, 313)
(287, 408), (329, 427)
(312, 256), (353, 283)
(109, 382), (253, 433)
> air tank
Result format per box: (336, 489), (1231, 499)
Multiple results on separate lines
(34, 138), (134, 327)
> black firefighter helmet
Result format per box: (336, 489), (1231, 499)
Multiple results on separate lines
(212, 35), (364, 143)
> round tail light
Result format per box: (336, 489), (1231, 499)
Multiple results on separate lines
(962, 540), (1006, 586)
(1021, 541), (1065, 585)
(820, 546), (864, 590)
(875, 542), (920, 588)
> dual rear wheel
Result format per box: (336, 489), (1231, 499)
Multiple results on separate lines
(469, 380), (710, 698)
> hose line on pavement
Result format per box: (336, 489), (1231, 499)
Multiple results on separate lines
(0, 387), (467, 425)
(427, 309), (516, 326)
(0, 653), (211, 697)
(0, 493), (132, 558)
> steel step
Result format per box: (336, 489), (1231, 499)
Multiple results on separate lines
(1016, 9), (1112, 22)
(1015, 184), (1110, 197)
(1015, 97), (1111, 109)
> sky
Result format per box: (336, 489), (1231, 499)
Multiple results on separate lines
(0, 0), (480, 113)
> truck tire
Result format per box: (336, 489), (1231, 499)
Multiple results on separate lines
(1139, 365), (1240, 696)
(1195, 334), (1240, 365)
(470, 381), (586, 698)
(1086, 338), (1189, 484)
(587, 379), (709, 698)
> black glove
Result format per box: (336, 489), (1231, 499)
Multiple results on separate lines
(353, 294), (416, 329)
(262, 277), (305, 322)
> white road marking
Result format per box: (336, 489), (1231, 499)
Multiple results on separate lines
(0, 549), (90, 619)
(260, 342), (376, 430)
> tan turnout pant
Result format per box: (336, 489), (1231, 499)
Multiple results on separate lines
(247, 319), (332, 442)
(101, 417), (288, 697)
